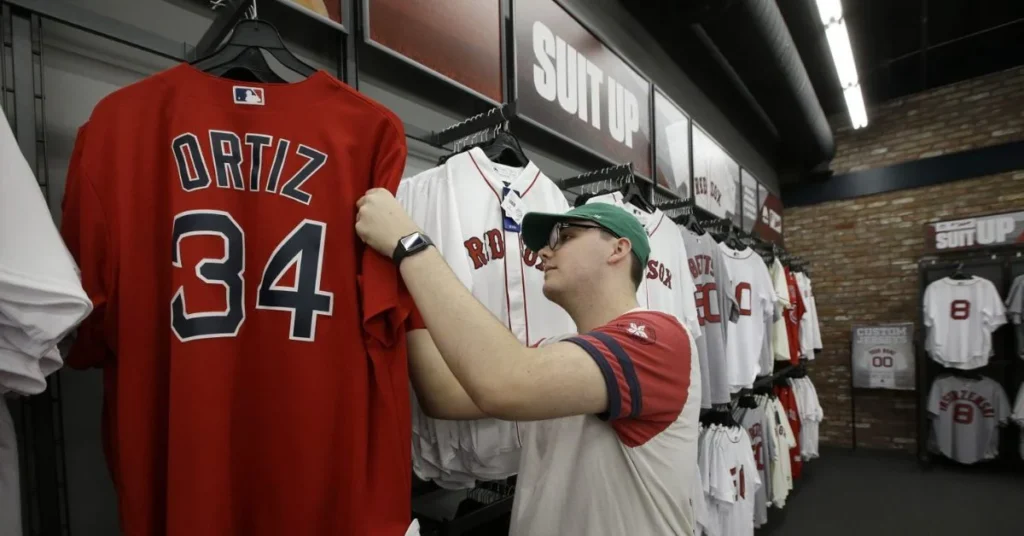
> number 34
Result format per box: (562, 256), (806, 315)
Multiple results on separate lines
(171, 210), (334, 342)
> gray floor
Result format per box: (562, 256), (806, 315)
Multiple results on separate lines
(760, 448), (1024, 536)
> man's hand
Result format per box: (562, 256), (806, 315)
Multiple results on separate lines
(355, 188), (422, 258)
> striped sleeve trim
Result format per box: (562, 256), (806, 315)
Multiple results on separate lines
(565, 336), (621, 420)
(590, 331), (643, 419)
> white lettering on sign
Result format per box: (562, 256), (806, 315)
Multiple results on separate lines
(761, 206), (782, 233)
(531, 21), (639, 149)
(934, 216), (1015, 250)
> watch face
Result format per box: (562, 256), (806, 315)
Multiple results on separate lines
(401, 233), (422, 250)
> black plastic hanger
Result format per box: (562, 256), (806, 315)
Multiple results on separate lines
(191, 19), (315, 83)
(950, 262), (971, 280)
(686, 211), (705, 235)
(621, 181), (655, 213)
(480, 130), (530, 168)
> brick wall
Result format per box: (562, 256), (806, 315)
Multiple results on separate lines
(785, 66), (1024, 451)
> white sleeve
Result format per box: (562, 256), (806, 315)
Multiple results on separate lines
(927, 377), (944, 416)
(995, 382), (1011, 425)
(922, 283), (937, 328)
(771, 259), (791, 308)
(709, 430), (735, 504)
(1012, 384), (1024, 424)
(775, 398), (797, 448)
(984, 281), (1007, 332)
(674, 231), (702, 337)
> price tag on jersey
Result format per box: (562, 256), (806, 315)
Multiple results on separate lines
(501, 188), (525, 231)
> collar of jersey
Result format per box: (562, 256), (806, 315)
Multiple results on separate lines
(465, 147), (541, 198)
(586, 192), (665, 237)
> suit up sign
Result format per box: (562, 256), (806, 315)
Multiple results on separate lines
(514, 0), (652, 177)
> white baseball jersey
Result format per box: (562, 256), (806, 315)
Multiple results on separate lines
(1, 109), (92, 395)
(681, 227), (737, 407)
(735, 402), (770, 527)
(0, 394), (20, 536)
(586, 193), (701, 338)
(718, 245), (776, 391)
(927, 375), (1009, 464)
(771, 397), (796, 501)
(769, 258), (791, 363)
(709, 426), (760, 536)
(1006, 275), (1024, 359)
(794, 272), (822, 359)
(398, 148), (575, 487)
(1011, 384), (1024, 459)
(923, 277), (1006, 369)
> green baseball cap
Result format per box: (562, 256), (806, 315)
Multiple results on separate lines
(521, 203), (651, 265)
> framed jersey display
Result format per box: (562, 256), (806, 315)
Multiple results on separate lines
(851, 323), (915, 390)
(691, 125), (740, 227)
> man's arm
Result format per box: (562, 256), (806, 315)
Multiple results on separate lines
(407, 329), (487, 420)
(400, 247), (608, 421)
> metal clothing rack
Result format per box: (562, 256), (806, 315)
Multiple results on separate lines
(431, 102), (516, 148)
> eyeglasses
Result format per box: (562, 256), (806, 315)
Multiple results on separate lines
(547, 222), (619, 251)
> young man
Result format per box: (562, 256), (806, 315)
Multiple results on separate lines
(356, 189), (701, 535)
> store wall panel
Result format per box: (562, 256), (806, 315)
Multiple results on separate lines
(555, 0), (779, 193)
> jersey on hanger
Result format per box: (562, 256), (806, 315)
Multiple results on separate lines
(923, 277), (1006, 369)
(783, 267), (805, 365)
(927, 375), (1010, 464)
(1007, 275), (1024, 359)
(399, 148), (574, 487)
(769, 258), (791, 363)
(61, 64), (414, 536)
(718, 245), (776, 391)
(681, 227), (738, 407)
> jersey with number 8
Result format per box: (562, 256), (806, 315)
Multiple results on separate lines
(923, 277), (1006, 369)
(60, 65), (414, 536)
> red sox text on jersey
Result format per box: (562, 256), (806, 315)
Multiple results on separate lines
(688, 254), (717, 325)
(693, 176), (722, 206)
(463, 229), (675, 291)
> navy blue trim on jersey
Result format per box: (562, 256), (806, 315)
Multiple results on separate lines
(590, 332), (643, 419)
(566, 336), (620, 420)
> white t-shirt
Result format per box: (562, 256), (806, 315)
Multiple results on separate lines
(769, 258), (791, 363)
(0, 108), (92, 395)
(511, 311), (701, 535)
(923, 277), (1006, 369)
(709, 426), (760, 536)
(718, 245), (776, 391)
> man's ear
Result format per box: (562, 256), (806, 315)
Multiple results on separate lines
(607, 237), (633, 267)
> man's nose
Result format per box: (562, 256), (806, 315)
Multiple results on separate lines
(539, 246), (554, 261)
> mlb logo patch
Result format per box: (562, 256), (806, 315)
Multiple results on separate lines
(233, 86), (265, 105)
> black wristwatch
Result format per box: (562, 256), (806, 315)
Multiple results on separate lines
(392, 232), (434, 266)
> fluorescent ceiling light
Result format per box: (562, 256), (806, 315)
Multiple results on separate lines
(844, 85), (868, 129)
(815, 0), (868, 128)
(825, 21), (859, 88)
(815, 0), (844, 25)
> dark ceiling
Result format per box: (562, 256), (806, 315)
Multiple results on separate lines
(779, 0), (1024, 117)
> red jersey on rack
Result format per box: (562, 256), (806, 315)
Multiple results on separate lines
(774, 384), (803, 480)
(784, 267), (805, 364)
(60, 64), (413, 536)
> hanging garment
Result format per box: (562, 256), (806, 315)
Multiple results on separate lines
(927, 375), (1010, 464)
(769, 258), (791, 363)
(718, 245), (776, 391)
(398, 148), (575, 487)
(61, 64), (416, 536)
(1006, 275), (1024, 359)
(923, 277), (1006, 369)
(681, 227), (738, 407)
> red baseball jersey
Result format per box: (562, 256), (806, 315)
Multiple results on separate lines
(774, 385), (803, 480)
(60, 64), (413, 536)
(783, 267), (805, 364)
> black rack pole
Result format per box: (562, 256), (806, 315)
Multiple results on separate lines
(557, 162), (635, 190)
(432, 102), (515, 147)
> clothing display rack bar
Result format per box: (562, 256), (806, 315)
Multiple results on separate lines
(556, 162), (638, 191)
(194, 0), (253, 59)
(431, 103), (516, 147)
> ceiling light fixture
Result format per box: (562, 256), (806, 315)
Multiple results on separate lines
(815, 0), (868, 129)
